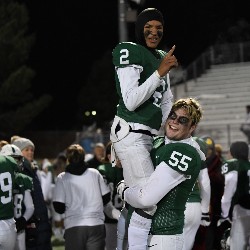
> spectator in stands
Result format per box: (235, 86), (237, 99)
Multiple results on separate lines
(53, 144), (120, 250)
(12, 137), (52, 250)
(86, 142), (105, 168)
(240, 104), (250, 144)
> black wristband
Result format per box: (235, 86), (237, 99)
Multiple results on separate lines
(122, 186), (129, 200)
(15, 217), (27, 232)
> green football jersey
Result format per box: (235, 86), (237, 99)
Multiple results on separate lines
(222, 158), (250, 209)
(0, 156), (18, 220)
(188, 137), (208, 203)
(221, 158), (239, 174)
(112, 42), (169, 130)
(98, 163), (124, 223)
(188, 160), (207, 203)
(150, 142), (202, 235)
(13, 172), (34, 219)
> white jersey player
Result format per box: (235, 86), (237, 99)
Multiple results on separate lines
(53, 144), (120, 250)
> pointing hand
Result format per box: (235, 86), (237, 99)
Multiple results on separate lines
(157, 45), (178, 77)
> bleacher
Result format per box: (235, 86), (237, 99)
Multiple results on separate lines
(171, 62), (250, 151)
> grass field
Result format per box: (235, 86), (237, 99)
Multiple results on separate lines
(53, 246), (64, 250)
(51, 235), (65, 250)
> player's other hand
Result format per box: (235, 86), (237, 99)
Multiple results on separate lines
(116, 180), (128, 201)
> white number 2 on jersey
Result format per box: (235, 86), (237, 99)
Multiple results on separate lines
(120, 49), (129, 64)
(168, 150), (192, 171)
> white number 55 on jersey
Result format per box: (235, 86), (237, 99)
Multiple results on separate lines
(168, 151), (192, 171)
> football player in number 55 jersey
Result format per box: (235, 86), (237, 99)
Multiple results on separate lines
(124, 98), (205, 250)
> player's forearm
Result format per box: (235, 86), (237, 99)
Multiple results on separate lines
(104, 201), (121, 220)
(124, 163), (185, 208)
(221, 200), (231, 218)
(23, 190), (35, 221)
(118, 67), (162, 111)
(161, 98), (173, 127)
(199, 168), (211, 213)
(220, 172), (237, 217)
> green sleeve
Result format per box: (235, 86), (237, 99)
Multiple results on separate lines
(22, 174), (33, 191)
(97, 163), (116, 184)
(15, 173), (33, 191)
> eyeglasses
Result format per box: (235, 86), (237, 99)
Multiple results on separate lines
(168, 111), (190, 125)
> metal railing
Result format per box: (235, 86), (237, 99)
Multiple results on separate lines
(180, 41), (250, 149)
(183, 41), (250, 83)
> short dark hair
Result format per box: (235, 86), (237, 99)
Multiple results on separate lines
(66, 144), (85, 164)
(230, 141), (249, 161)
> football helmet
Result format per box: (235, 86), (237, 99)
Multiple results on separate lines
(0, 144), (24, 170)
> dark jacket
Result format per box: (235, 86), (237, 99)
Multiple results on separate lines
(22, 158), (52, 250)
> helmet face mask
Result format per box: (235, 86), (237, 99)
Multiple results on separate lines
(12, 156), (24, 171)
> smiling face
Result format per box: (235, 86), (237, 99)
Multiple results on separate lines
(143, 20), (163, 49)
(21, 145), (34, 162)
(165, 108), (196, 141)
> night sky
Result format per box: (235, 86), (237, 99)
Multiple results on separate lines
(23, 0), (250, 131)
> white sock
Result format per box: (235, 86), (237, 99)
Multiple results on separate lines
(117, 207), (128, 250)
(128, 211), (152, 250)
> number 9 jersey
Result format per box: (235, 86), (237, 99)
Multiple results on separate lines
(0, 155), (18, 220)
